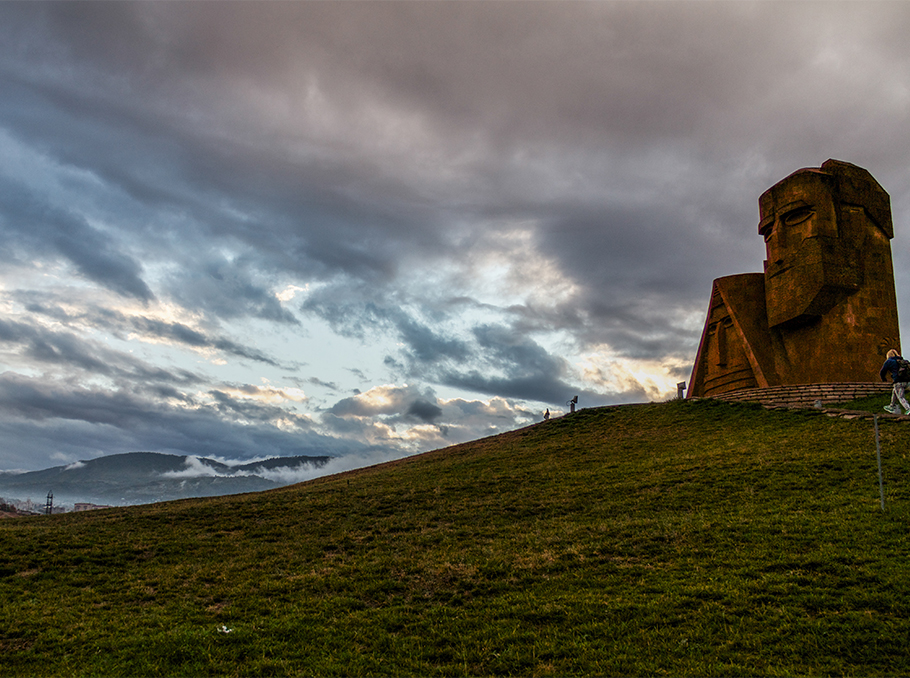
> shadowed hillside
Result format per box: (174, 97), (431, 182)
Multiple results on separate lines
(2, 398), (910, 676)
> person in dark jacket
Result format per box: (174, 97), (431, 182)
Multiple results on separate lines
(880, 348), (910, 414)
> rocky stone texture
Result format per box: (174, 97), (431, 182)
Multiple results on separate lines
(689, 160), (900, 398)
(708, 381), (891, 408)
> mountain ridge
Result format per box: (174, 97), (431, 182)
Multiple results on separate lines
(0, 451), (331, 506)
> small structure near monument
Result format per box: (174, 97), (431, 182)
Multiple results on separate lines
(689, 160), (900, 398)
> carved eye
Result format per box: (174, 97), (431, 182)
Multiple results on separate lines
(782, 207), (814, 227)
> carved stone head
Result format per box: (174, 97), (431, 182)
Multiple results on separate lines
(758, 159), (893, 328)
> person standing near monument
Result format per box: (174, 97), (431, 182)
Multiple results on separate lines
(879, 349), (910, 415)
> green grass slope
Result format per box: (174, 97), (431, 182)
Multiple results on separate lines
(2, 398), (910, 677)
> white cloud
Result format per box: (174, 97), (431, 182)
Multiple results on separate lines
(264, 450), (414, 484)
(577, 349), (692, 403)
(160, 456), (237, 479)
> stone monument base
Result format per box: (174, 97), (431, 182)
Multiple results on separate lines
(708, 382), (892, 409)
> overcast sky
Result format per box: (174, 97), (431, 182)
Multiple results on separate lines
(2, 1), (910, 474)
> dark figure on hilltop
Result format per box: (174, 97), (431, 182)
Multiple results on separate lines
(689, 159), (900, 397)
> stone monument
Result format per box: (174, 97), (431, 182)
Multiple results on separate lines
(688, 159), (900, 397)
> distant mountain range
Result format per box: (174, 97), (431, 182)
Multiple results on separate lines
(0, 452), (331, 508)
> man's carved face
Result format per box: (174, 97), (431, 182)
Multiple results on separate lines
(758, 171), (857, 328)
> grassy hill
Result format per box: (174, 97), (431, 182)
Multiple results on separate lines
(2, 398), (910, 676)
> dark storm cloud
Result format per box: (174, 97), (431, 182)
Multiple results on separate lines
(302, 286), (579, 404)
(0, 30), (442, 304)
(130, 317), (286, 367)
(2, 1), (910, 472)
(55, 226), (154, 302)
(307, 283), (608, 405)
(0, 373), (170, 427)
(0, 372), (368, 470)
(321, 383), (533, 449)
(306, 377), (339, 392)
(0, 175), (153, 301)
(437, 324), (609, 406)
(329, 390), (403, 419)
(19, 296), (286, 368)
(302, 282), (472, 362)
(328, 384), (443, 424)
(394, 312), (472, 364)
(207, 388), (307, 425)
(6, 0), (895, 321)
(167, 256), (301, 326)
(406, 399), (443, 425)
(0, 317), (199, 385)
(304, 269), (623, 404)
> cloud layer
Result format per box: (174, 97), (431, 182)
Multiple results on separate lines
(2, 2), (910, 473)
